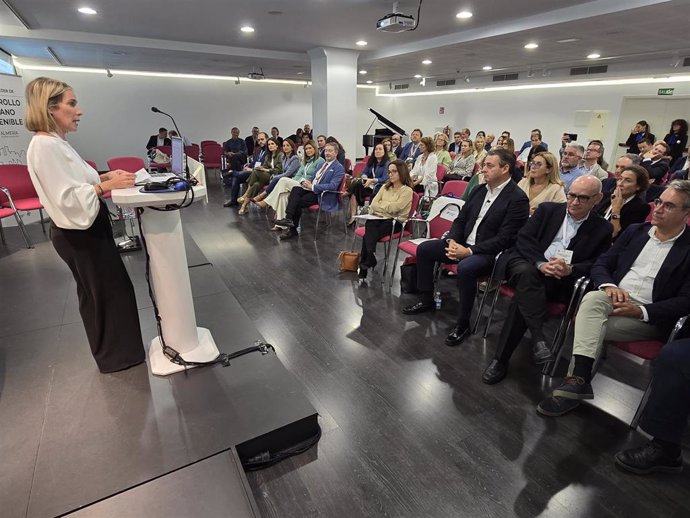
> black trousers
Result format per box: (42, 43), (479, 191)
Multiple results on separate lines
(348, 180), (373, 206)
(640, 339), (690, 444)
(51, 202), (145, 373)
(494, 256), (572, 363)
(285, 186), (318, 226)
(360, 219), (401, 268)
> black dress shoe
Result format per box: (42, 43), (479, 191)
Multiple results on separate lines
(482, 359), (508, 384)
(402, 301), (434, 315)
(279, 229), (298, 240)
(552, 376), (594, 400)
(532, 340), (553, 364)
(223, 199), (238, 207)
(274, 218), (295, 229)
(536, 396), (581, 417)
(357, 266), (368, 279)
(445, 325), (470, 347)
(614, 441), (683, 475)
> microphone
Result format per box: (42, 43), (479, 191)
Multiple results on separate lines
(151, 107), (190, 180)
(151, 106), (160, 113)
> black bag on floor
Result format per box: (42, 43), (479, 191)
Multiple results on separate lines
(400, 261), (418, 293)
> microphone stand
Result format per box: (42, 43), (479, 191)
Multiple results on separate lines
(152, 107), (192, 181)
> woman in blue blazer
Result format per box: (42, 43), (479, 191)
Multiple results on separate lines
(346, 143), (389, 225)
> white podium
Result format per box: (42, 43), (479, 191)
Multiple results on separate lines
(111, 185), (220, 375)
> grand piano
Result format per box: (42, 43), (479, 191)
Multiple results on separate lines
(362, 108), (407, 156)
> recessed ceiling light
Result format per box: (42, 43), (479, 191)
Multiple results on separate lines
(414, 74), (422, 78)
(482, 65), (492, 71)
(356, 40), (368, 46)
(366, 80), (373, 84)
(587, 53), (601, 59)
(524, 43), (539, 49)
(359, 69), (367, 75)
(240, 26), (255, 33)
(296, 72), (304, 75)
(77, 7), (97, 15)
(557, 38), (579, 43)
(422, 59), (432, 65)
(456, 11), (473, 19)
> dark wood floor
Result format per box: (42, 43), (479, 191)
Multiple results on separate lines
(3, 179), (689, 518)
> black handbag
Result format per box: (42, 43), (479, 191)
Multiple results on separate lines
(400, 261), (418, 293)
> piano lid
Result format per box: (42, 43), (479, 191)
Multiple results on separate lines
(368, 108), (406, 136)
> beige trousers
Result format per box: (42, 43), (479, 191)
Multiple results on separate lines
(265, 177), (301, 220)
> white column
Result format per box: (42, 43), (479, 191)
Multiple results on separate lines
(308, 47), (359, 163)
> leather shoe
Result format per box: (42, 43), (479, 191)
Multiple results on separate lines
(402, 301), (434, 315)
(536, 396), (580, 417)
(482, 359), (508, 385)
(614, 441), (683, 475)
(445, 325), (470, 347)
(552, 376), (594, 400)
(274, 218), (295, 229)
(279, 229), (298, 240)
(223, 199), (238, 207)
(532, 341), (553, 364)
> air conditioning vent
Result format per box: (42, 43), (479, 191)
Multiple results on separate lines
(683, 57), (690, 67)
(394, 83), (409, 90)
(436, 79), (456, 87)
(570, 65), (608, 76)
(492, 73), (519, 82)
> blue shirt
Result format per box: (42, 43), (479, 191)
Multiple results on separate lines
(560, 165), (586, 192)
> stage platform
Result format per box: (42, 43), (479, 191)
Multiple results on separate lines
(0, 230), (318, 517)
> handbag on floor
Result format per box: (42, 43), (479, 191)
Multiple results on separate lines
(400, 257), (418, 293)
(337, 250), (360, 272)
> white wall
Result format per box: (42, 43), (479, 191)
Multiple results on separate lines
(18, 69), (313, 169)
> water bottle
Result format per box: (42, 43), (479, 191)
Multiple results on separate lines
(434, 291), (442, 310)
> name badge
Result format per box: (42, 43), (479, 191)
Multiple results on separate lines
(553, 249), (574, 265)
(254, 161), (262, 168)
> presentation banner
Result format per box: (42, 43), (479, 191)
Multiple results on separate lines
(0, 73), (30, 165)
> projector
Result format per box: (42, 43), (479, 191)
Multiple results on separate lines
(247, 66), (265, 80)
(376, 12), (416, 32)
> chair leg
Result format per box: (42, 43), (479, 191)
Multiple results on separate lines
(482, 282), (504, 338)
(13, 212), (33, 248)
(389, 241), (402, 288)
(630, 378), (652, 429)
(0, 218), (4, 243)
(314, 207), (322, 241)
(39, 208), (46, 233)
(380, 223), (396, 283)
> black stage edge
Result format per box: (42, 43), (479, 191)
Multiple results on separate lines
(0, 225), (319, 518)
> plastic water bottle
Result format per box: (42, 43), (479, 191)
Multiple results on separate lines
(434, 291), (442, 310)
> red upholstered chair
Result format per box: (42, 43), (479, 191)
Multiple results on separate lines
(441, 180), (468, 197)
(308, 173), (349, 240)
(0, 192), (32, 248)
(200, 143), (223, 170)
(352, 191), (421, 284)
(644, 202), (655, 223)
(185, 145), (200, 161)
(85, 160), (99, 171)
(0, 164), (46, 237)
(107, 156), (146, 173)
(200, 140), (219, 148)
(344, 158), (353, 175)
(449, 152), (456, 160)
(352, 162), (366, 178)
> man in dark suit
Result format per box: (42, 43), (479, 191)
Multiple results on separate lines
(641, 140), (671, 184)
(275, 142), (345, 240)
(538, 180), (690, 417)
(402, 148), (530, 346)
(448, 131), (463, 154)
(245, 126), (259, 156)
(482, 176), (612, 385)
(391, 133), (403, 158)
(146, 128), (171, 150)
(399, 129), (423, 164)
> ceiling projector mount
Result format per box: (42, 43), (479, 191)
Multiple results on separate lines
(377, 1), (422, 33)
(247, 66), (265, 80)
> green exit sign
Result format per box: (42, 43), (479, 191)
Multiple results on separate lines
(658, 88), (675, 96)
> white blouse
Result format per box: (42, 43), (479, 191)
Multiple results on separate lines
(27, 133), (101, 230)
(410, 153), (439, 197)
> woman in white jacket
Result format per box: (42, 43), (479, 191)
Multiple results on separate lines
(409, 136), (439, 197)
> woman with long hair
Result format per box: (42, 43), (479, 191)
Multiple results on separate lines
(381, 137), (397, 161)
(357, 160), (414, 280)
(409, 136), (439, 196)
(434, 132), (452, 169)
(445, 138), (475, 181)
(664, 119), (688, 165)
(517, 152), (566, 214)
(594, 164), (650, 240)
(625, 120), (656, 154)
(474, 134), (487, 167)
(239, 137), (282, 214)
(346, 143), (389, 225)
(252, 138), (299, 203)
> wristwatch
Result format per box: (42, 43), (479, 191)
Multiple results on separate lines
(611, 213), (620, 220)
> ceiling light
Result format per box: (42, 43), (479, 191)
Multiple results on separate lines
(356, 40), (368, 46)
(524, 43), (539, 49)
(366, 80), (373, 84)
(414, 74), (422, 78)
(587, 53), (601, 59)
(456, 11), (473, 19)
(482, 65), (492, 71)
(359, 69), (367, 75)
(557, 38), (580, 43)
(240, 26), (255, 33)
(422, 59), (432, 65)
(77, 7), (97, 15)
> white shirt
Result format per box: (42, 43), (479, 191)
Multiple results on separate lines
(466, 177), (511, 246)
(543, 212), (588, 261)
(410, 153), (439, 197)
(27, 134), (101, 230)
(313, 160), (332, 186)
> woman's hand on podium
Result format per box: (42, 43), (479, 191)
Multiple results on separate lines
(102, 171), (136, 192)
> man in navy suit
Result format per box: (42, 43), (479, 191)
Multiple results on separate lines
(538, 180), (690, 417)
(276, 142), (345, 240)
(146, 128), (171, 150)
(482, 176), (613, 385)
(399, 129), (423, 164)
(402, 148), (530, 346)
(391, 133), (403, 158)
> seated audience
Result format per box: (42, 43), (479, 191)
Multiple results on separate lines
(501, 137), (515, 155)
(448, 131), (463, 154)
(482, 176), (612, 384)
(146, 127), (170, 150)
(168, 130), (190, 146)
(559, 143), (586, 191)
(410, 136), (439, 197)
(637, 136), (654, 158)
(594, 164), (651, 239)
(663, 119), (688, 165)
(602, 153), (642, 195)
(402, 148), (529, 346)
(252, 138), (300, 204)
(346, 143), (389, 225)
(239, 137), (282, 215)
(296, 133), (311, 162)
(516, 131), (544, 163)
(326, 136), (347, 166)
(221, 127), (248, 206)
(641, 140), (671, 183)
(271, 126), (283, 145)
(275, 142), (345, 240)
(391, 133), (403, 157)
(434, 133), (452, 169)
(474, 135), (487, 167)
(589, 139), (609, 170)
(517, 152), (567, 215)
(459, 127), (471, 140)
(519, 129), (548, 154)
(287, 127), (303, 144)
(537, 180), (690, 417)
(382, 137), (397, 162)
(445, 139), (475, 181)
(558, 132), (572, 159)
(581, 141), (609, 180)
(615, 338), (690, 475)
(625, 120), (655, 155)
(303, 124), (312, 139)
(484, 133), (495, 151)
(400, 129), (423, 164)
(227, 131), (267, 207)
(357, 160), (414, 279)
(258, 140), (324, 229)
(317, 134), (327, 159)
(245, 126), (259, 156)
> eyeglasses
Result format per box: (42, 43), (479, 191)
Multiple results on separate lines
(528, 161), (545, 169)
(585, 148), (601, 153)
(654, 198), (686, 211)
(566, 192), (595, 203)
(562, 152), (582, 158)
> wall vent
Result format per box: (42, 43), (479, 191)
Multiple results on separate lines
(570, 65), (608, 76)
(492, 73), (519, 82)
(394, 83), (409, 90)
(436, 79), (456, 87)
(683, 57), (690, 67)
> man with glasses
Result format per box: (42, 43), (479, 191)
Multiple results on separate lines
(482, 176), (611, 384)
(559, 143), (586, 192)
(391, 133), (403, 157)
(537, 180), (690, 417)
(582, 141), (609, 180)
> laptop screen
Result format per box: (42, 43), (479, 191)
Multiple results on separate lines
(170, 136), (184, 177)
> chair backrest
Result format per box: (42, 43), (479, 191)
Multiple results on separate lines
(201, 143), (223, 165)
(107, 156), (146, 173)
(185, 145), (200, 161)
(200, 140), (219, 147)
(449, 152), (456, 160)
(344, 158), (353, 175)
(644, 202), (655, 223)
(428, 211), (455, 238)
(409, 191), (422, 219)
(0, 164), (37, 200)
(85, 160), (99, 171)
(441, 180), (468, 197)
(353, 162), (366, 178)
(436, 164), (447, 182)
(472, 162), (480, 174)
(154, 145), (172, 157)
